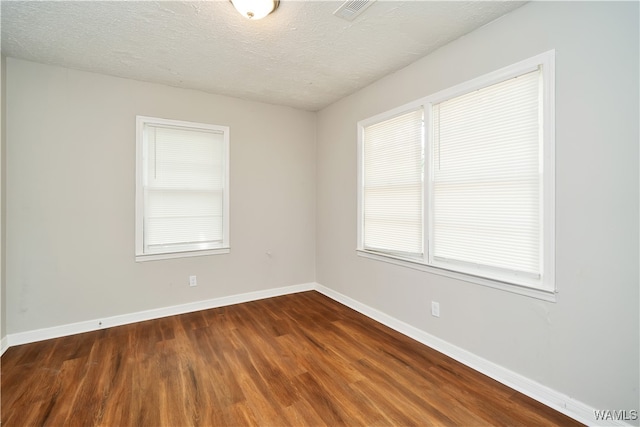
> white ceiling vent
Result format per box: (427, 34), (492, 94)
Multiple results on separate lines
(333, 0), (376, 21)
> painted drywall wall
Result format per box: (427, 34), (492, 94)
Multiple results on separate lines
(316, 0), (639, 418)
(6, 58), (316, 334)
(1, 55), (6, 343)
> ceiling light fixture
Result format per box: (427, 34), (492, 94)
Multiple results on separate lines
(230, 0), (279, 20)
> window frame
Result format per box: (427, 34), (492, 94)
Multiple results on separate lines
(135, 115), (230, 262)
(357, 50), (555, 301)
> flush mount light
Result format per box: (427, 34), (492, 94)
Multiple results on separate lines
(230, 0), (279, 20)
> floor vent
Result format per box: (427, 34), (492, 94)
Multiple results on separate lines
(333, 0), (375, 21)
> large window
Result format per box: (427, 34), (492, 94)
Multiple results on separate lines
(357, 51), (555, 300)
(136, 116), (230, 261)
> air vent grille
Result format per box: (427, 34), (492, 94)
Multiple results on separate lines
(333, 0), (375, 21)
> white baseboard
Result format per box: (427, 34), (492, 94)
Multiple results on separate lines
(314, 283), (632, 427)
(0, 335), (8, 356)
(6, 282), (315, 347)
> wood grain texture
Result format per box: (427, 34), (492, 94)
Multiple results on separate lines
(1, 291), (581, 426)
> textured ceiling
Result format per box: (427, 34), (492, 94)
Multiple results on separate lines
(1, 1), (526, 111)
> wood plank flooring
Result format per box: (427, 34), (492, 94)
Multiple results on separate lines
(1, 291), (581, 426)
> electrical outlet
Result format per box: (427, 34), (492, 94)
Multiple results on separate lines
(431, 301), (440, 318)
(189, 275), (197, 287)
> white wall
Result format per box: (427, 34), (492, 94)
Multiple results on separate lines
(5, 58), (316, 334)
(317, 0), (639, 418)
(1, 55), (6, 345)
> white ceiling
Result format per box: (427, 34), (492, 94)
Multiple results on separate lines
(1, 1), (526, 111)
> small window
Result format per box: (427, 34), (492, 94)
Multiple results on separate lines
(360, 108), (424, 259)
(357, 51), (555, 299)
(136, 116), (230, 261)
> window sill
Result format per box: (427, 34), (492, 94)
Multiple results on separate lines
(136, 247), (230, 262)
(356, 249), (556, 302)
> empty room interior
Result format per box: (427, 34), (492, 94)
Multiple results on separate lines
(1, 0), (638, 426)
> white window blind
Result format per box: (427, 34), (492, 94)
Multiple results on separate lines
(362, 108), (424, 257)
(430, 68), (542, 279)
(136, 117), (229, 260)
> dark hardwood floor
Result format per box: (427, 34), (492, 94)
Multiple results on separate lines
(1, 291), (581, 426)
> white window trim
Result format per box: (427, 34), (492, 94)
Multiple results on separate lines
(357, 50), (555, 301)
(135, 116), (230, 262)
